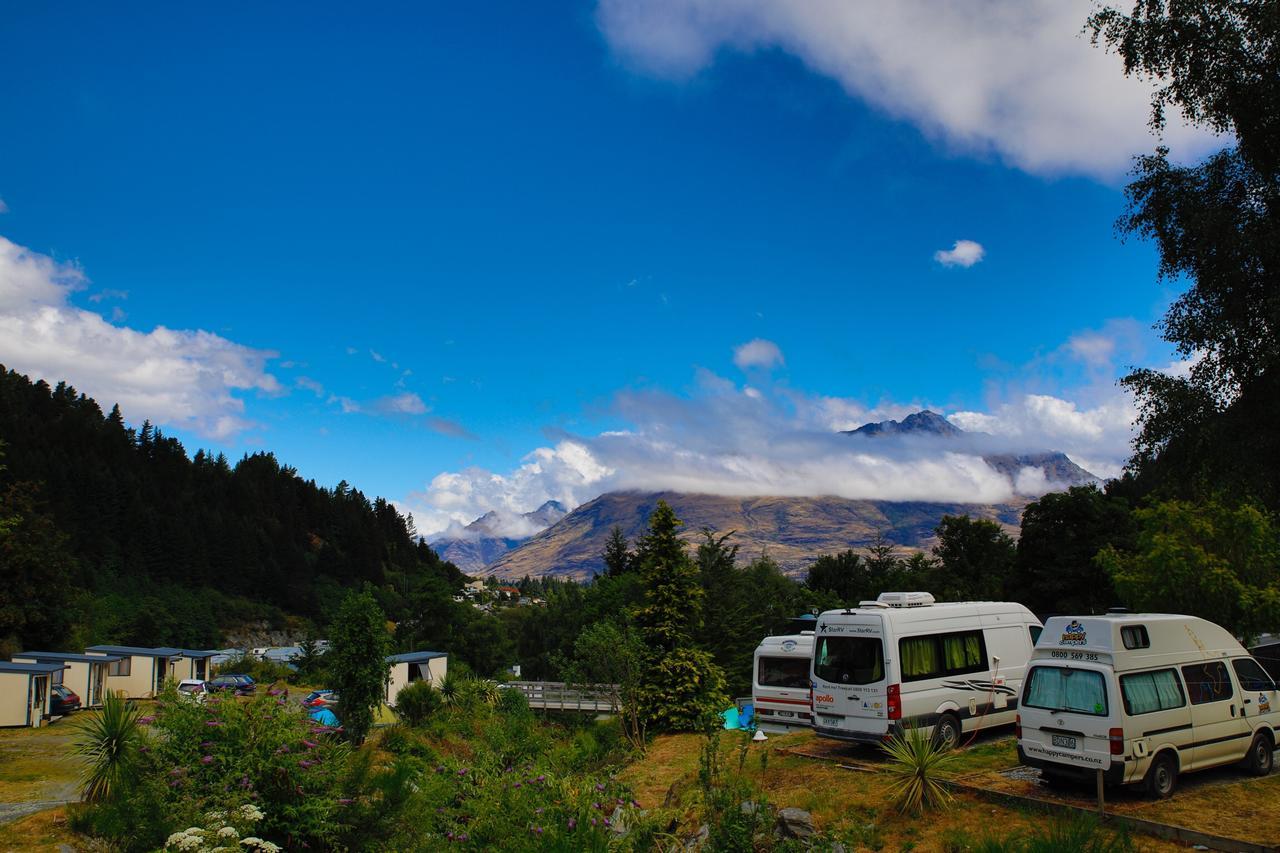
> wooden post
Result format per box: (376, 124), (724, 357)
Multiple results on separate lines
(1095, 768), (1105, 813)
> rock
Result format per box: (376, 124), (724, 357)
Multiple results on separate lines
(776, 807), (815, 839)
(609, 806), (629, 838)
(684, 824), (710, 850)
(740, 800), (760, 816)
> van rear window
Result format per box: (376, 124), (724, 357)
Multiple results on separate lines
(1023, 666), (1108, 716)
(814, 636), (884, 685)
(757, 656), (811, 689)
(1120, 669), (1185, 715)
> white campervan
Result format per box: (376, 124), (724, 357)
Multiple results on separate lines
(1017, 613), (1279, 797)
(752, 632), (814, 733)
(812, 592), (1041, 748)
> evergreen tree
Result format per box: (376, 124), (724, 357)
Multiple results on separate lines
(328, 589), (392, 745)
(602, 525), (633, 576)
(634, 501), (727, 732)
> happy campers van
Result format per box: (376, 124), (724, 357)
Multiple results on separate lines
(752, 632), (814, 732)
(1017, 613), (1279, 797)
(811, 592), (1042, 748)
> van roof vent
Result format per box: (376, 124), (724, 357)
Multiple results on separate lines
(877, 592), (936, 608)
(857, 600), (890, 609)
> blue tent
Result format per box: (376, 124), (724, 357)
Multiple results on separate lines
(309, 707), (339, 726)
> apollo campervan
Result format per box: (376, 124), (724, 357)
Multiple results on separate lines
(752, 633), (814, 732)
(1017, 613), (1279, 797)
(811, 592), (1042, 748)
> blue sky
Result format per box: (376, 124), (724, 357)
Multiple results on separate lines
(0, 2), (1216, 535)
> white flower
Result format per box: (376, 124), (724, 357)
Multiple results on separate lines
(240, 839), (281, 852)
(238, 804), (265, 822)
(218, 826), (239, 838)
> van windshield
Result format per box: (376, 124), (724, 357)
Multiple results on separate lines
(1023, 666), (1108, 716)
(814, 636), (884, 685)
(757, 656), (811, 689)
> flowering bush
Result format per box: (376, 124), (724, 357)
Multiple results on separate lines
(164, 804), (281, 852)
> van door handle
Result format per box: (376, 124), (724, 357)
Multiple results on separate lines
(1230, 704), (1236, 716)
(1244, 698), (1252, 705)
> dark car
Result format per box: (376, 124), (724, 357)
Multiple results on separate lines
(50, 685), (81, 715)
(208, 674), (256, 695)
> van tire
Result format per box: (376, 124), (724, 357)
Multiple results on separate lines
(1245, 732), (1274, 777)
(933, 713), (961, 751)
(1145, 752), (1178, 799)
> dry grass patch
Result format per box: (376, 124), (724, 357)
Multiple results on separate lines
(0, 718), (83, 805)
(0, 807), (82, 851)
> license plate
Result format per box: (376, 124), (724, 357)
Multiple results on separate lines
(1051, 734), (1077, 749)
(776, 710), (794, 718)
(819, 714), (841, 726)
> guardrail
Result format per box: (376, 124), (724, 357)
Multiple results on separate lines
(505, 681), (618, 713)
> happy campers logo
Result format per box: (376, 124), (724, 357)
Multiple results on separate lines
(1060, 620), (1088, 647)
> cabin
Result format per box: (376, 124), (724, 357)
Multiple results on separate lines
(385, 651), (448, 705)
(12, 651), (123, 708)
(175, 650), (219, 683)
(0, 661), (67, 727)
(85, 645), (184, 698)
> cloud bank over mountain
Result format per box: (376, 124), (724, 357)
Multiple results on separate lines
(595, 0), (1219, 177)
(401, 342), (1141, 537)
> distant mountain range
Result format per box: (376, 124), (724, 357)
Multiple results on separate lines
(441, 411), (1098, 580)
(432, 500), (567, 573)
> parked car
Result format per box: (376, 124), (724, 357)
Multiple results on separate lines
(208, 674), (256, 695)
(50, 685), (81, 715)
(302, 689), (339, 708)
(177, 679), (209, 702)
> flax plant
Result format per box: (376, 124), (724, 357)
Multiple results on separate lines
(881, 723), (960, 814)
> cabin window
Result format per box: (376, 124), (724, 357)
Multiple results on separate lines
(1231, 658), (1275, 692)
(899, 630), (987, 682)
(1023, 666), (1108, 716)
(758, 656), (810, 689)
(814, 636), (884, 685)
(52, 669), (63, 685)
(1121, 625), (1150, 650)
(1181, 661), (1234, 705)
(1028, 625), (1043, 645)
(1120, 669), (1185, 715)
(108, 658), (131, 677)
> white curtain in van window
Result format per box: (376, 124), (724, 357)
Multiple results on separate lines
(1121, 670), (1184, 715)
(1027, 667), (1106, 714)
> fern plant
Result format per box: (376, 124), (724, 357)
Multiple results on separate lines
(881, 723), (959, 814)
(72, 690), (144, 802)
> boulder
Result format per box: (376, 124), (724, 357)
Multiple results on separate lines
(776, 807), (815, 840)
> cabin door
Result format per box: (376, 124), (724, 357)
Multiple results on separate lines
(30, 675), (48, 727)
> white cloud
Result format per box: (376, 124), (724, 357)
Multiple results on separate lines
(296, 376), (325, 397)
(0, 235), (280, 439)
(378, 392), (427, 415)
(733, 338), (784, 370)
(596, 0), (1218, 177)
(934, 239), (985, 268)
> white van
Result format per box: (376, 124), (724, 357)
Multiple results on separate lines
(752, 632), (814, 733)
(1017, 613), (1279, 797)
(812, 592), (1042, 748)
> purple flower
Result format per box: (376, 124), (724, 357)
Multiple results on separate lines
(505, 766), (514, 773)
(458, 833), (469, 842)
(200, 755), (214, 765)
(535, 808), (544, 815)
(299, 759), (315, 769)
(168, 768), (184, 777)
(240, 776), (252, 789)
(200, 741), (213, 748)
(337, 798), (354, 805)
(604, 818), (612, 827)
(436, 765), (446, 773)
(513, 782), (522, 789)
(533, 827), (543, 835)
(268, 688), (283, 696)
(204, 720), (223, 727)
(592, 802), (601, 810)
(457, 768), (468, 776)
(536, 774), (545, 783)
(275, 746), (290, 754)
(631, 800), (641, 808)
(138, 715), (156, 725)
(591, 817), (598, 827)
(617, 797), (625, 805)
(595, 783), (605, 792)
(446, 832), (455, 841)
(302, 739), (319, 749)
(138, 746), (149, 753)
(567, 818), (577, 830)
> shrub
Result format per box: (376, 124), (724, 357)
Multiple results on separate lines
(947, 815), (1134, 852)
(72, 690), (144, 802)
(882, 724), (959, 814)
(213, 653), (298, 686)
(393, 680), (442, 726)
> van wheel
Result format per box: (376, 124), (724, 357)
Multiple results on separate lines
(933, 713), (961, 751)
(1246, 733), (1274, 777)
(1145, 753), (1178, 799)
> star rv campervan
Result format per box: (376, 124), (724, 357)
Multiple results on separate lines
(811, 593), (1042, 748)
(1017, 613), (1279, 798)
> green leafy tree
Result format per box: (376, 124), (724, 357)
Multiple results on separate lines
(564, 620), (648, 752)
(1012, 485), (1135, 615)
(805, 550), (868, 604)
(328, 589), (392, 744)
(930, 516), (1017, 601)
(1087, 2), (1280, 506)
(1097, 498), (1280, 642)
(634, 501), (728, 731)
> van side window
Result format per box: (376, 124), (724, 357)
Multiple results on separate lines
(899, 630), (987, 682)
(1232, 658), (1276, 692)
(1120, 669), (1185, 715)
(1028, 625), (1043, 645)
(1121, 625), (1150, 650)
(1181, 661), (1234, 705)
